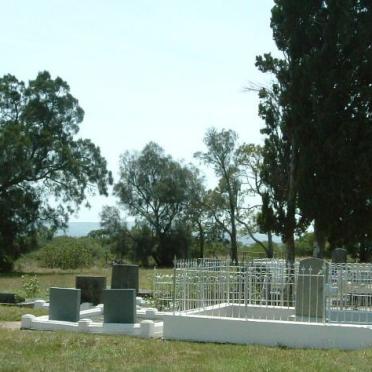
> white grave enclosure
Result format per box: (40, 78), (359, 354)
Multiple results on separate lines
(155, 259), (372, 349)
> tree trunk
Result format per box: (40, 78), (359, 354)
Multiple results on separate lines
(314, 218), (326, 258)
(267, 230), (273, 258)
(285, 233), (295, 264)
(230, 218), (238, 265)
(197, 222), (205, 258)
(285, 136), (297, 266)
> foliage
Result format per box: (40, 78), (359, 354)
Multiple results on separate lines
(237, 143), (276, 258)
(255, 52), (307, 264)
(21, 274), (41, 299)
(114, 142), (201, 266)
(242, 241), (285, 260)
(0, 71), (112, 272)
(195, 128), (243, 264)
(127, 223), (155, 266)
(259, 1), (372, 261)
(295, 232), (315, 258)
(98, 206), (131, 260)
(37, 237), (104, 269)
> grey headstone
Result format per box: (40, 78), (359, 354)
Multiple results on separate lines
(332, 248), (347, 263)
(75, 276), (106, 305)
(111, 264), (139, 293)
(103, 289), (137, 324)
(49, 287), (80, 322)
(0, 293), (24, 303)
(295, 258), (328, 320)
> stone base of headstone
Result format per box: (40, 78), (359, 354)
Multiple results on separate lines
(21, 314), (35, 329)
(111, 264), (139, 293)
(140, 320), (155, 337)
(103, 289), (137, 324)
(75, 276), (106, 305)
(49, 287), (81, 322)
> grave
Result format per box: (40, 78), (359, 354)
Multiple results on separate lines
(332, 248), (347, 263)
(49, 287), (81, 322)
(111, 264), (139, 293)
(75, 276), (106, 305)
(0, 293), (25, 304)
(103, 289), (137, 324)
(295, 258), (328, 320)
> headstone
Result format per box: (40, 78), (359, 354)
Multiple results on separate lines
(103, 289), (137, 324)
(75, 276), (106, 305)
(111, 264), (139, 293)
(0, 293), (24, 304)
(49, 287), (80, 322)
(295, 258), (328, 320)
(332, 248), (347, 263)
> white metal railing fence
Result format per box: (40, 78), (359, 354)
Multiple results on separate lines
(153, 259), (372, 324)
(327, 263), (372, 324)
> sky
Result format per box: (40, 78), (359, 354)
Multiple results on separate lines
(1, 0), (279, 222)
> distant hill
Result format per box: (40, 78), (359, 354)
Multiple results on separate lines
(56, 222), (101, 237)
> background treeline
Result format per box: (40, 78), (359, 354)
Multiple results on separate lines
(2, 1), (372, 271)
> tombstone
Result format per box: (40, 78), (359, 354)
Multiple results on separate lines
(49, 287), (81, 322)
(75, 276), (106, 305)
(103, 289), (137, 324)
(0, 293), (24, 304)
(295, 258), (328, 320)
(332, 248), (347, 263)
(111, 264), (139, 293)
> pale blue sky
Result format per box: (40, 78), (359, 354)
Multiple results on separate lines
(1, 1), (279, 222)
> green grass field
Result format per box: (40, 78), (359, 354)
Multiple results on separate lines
(1, 328), (372, 371)
(1, 266), (372, 371)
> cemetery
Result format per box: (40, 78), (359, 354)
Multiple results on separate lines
(20, 264), (164, 339)
(18, 253), (372, 350)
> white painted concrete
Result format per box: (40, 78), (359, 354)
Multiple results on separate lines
(163, 313), (372, 349)
(185, 303), (295, 321)
(21, 313), (163, 338)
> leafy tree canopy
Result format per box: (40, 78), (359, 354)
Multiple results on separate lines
(267, 0), (372, 257)
(114, 142), (201, 265)
(0, 71), (112, 271)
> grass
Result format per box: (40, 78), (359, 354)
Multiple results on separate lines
(0, 305), (48, 321)
(1, 328), (372, 371)
(0, 266), (172, 301)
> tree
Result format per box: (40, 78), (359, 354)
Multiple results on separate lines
(266, 1), (372, 259)
(0, 71), (112, 271)
(237, 143), (275, 258)
(99, 206), (131, 261)
(183, 169), (209, 258)
(254, 53), (309, 265)
(195, 128), (243, 264)
(114, 142), (198, 266)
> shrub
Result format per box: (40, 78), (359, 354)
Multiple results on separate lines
(37, 236), (104, 269)
(296, 232), (315, 257)
(21, 274), (41, 298)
